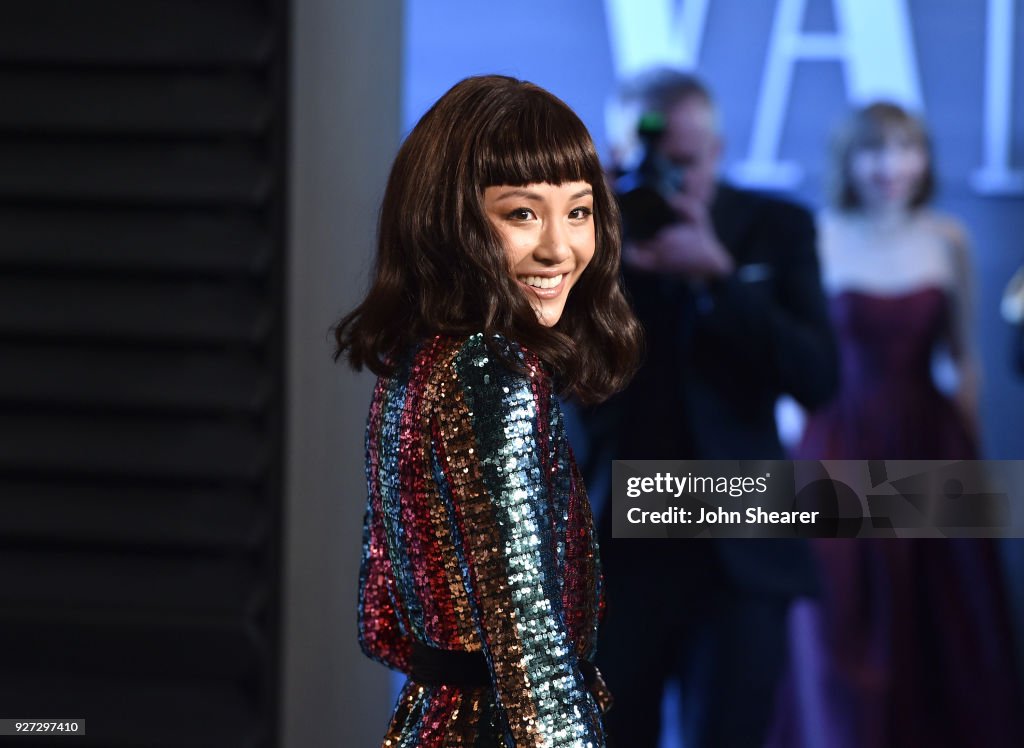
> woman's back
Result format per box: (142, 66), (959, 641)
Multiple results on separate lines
(359, 333), (606, 746)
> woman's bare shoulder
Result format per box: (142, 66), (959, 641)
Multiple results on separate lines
(920, 209), (971, 251)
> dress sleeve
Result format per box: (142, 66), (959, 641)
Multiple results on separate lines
(431, 341), (605, 747)
(357, 498), (412, 673)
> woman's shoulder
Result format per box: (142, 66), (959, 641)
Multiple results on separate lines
(411, 333), (545, 391)
(918, 209), (971, 251)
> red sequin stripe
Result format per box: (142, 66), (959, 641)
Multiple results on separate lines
(523, 351), (562, 570)
(420, 339), (482, 650)
(414, 686), (460, 748)
(360, 378), (412, 672)
(398, 337), (463, 648)
(563, 455), (601, 660)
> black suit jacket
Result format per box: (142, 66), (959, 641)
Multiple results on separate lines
(588, 183), (839, 597)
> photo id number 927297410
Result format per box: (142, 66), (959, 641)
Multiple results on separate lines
(1, 720), (85, 736)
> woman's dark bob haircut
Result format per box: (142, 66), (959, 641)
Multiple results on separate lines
(334, 74), (641, 403)
(830, 101), (936, 211)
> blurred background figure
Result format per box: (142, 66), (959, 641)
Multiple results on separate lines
(1005, 266), (1024, 376)
(798, 103), (979, 459)
(1002, 266), (1024, 695)
(580, 68), (837, 748)
(778, 103), (1024, 748)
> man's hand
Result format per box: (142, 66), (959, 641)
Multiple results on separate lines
(622, 193), (734, 278)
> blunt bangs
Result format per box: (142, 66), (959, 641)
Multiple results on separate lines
(474, 90), (599, 188)
(847, 103), (926, 153)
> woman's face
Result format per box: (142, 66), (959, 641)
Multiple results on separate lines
(849, 126), (928, 211)
(483, 181), (596, 326)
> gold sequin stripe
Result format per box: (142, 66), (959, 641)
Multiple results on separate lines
(404, 338), (480, 650)
(403, 338), (479, 647)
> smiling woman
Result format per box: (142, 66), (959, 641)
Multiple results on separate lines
(332, 75), (641, 747)
(484, 182), (596, 326)
(335, 75), (639, 402)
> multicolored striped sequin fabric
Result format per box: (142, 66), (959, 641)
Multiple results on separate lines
(358, 333), (607, 747)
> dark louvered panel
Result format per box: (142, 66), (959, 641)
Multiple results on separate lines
(0, 673), (266, 748)
(0, 1), (274, 67)
(0, 71), (271, 136)
(1, 345), (271, 413)
(1, 142), (273, 205)
(0, 550), (264, 611)
(1, 616), (264, 680)
(0, 413), (269, 481)
(0, 209), (273, 275)
(1, 479), (265, 550)
(0, 276), (272, 343)
(0, 0), (287, 746)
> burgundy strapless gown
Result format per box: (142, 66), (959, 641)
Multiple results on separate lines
(774, 288), (1023, 748)
(799, 287), (974, 458)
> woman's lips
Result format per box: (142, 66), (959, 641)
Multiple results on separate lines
(517, 273), (567, 299)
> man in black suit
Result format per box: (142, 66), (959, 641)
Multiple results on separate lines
(584, 70), (839, 747)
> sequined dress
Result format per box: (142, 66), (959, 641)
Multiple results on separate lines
(358, 333), (607, 747)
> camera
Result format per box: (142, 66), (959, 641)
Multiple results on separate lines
(614, 111), (687, 241)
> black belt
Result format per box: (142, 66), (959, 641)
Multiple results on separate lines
(409, 641), (599, 690)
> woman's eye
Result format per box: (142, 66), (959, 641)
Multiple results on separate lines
(507, 208), (534, 221)
(569, 206), (593, 220)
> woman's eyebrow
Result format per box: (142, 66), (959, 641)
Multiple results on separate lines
(492, 188), (543, 201)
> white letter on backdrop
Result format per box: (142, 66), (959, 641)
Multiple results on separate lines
(972, 0), (1023, 195)
(604, 0), (711, 77)
(733, 0), (923, 188)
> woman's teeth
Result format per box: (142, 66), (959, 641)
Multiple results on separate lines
(519, 274), (563, 289)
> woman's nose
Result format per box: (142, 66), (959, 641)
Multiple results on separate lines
(534, 220), (571, 262)
(877, 146), (903, 176)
